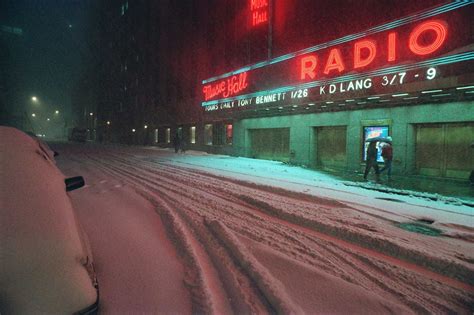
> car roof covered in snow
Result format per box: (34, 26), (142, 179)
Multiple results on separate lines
(0, 126), (97, 314)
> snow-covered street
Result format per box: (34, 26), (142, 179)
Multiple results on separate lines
(54, 142), (473, 314)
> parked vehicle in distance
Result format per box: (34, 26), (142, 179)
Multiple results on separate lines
(0, 127), (98, 314)
(69, 127), (88, 142)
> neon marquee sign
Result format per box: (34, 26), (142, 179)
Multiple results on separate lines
(202, 2), (473, 110)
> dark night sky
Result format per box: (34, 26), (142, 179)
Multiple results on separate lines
(2, 0), (98, 122)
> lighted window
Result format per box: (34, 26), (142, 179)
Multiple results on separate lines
(190, 126), (196, 144)
(204, 124), (213, 145)
(166, 128), (171, 143)
(154, 129), (159, 143)
(225, 124), (233, 145)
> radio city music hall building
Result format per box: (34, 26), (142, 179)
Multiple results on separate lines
(96, 1), (473, 180)
(197, 0), (474, 180)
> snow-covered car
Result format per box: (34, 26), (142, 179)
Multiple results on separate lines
(0, 127), (98, 314)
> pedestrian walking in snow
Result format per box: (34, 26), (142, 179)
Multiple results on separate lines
(173, 133), (180, 153)
(379, 137), (393, 180)
(180, 139), (187, 154)
(364, 141), (380, 182)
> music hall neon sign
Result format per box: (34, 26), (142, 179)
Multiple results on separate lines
(250, 0), (268, 27)
(203, 72), (249, 101)
(300, 20), (448, 80)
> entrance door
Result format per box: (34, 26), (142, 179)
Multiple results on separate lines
(249, 128), (290, 162)
(415, 122), (474, 179)
(316, 126), (347, 169)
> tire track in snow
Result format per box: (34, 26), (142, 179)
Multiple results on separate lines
(92, 153), (474, 288)
(109, 153), (473, 288)
(85, 154), (273, 314)
(78, 150), (473, 313)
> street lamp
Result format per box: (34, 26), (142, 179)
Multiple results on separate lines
(89, 112), (93, 116)
(144, 125), (148, 129)
(55, 110), (59, 114)
(31, 113), (36, 117)
(132, 128), (136, 133)
(47, 118), (50, 121)
(31, 96), (38, 102)
(107, 121), (111, 125)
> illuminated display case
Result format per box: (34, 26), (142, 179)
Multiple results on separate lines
(363, 126), (389, 162)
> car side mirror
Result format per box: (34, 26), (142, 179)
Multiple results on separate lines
(65, 176), (85, 191)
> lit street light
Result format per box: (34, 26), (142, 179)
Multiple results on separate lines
(47, 118), (50, 121)
(55, 110), (59, 114)
(132, 129), (136, 133)
(144, 125), (148, 129)
(107, 121), (111, 125)
(32, 96), (38, 102)
(89, 112), (93, 116)
(31, 113), (36, 117)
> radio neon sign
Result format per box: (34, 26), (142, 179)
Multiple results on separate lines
(300, 20), (448, 80)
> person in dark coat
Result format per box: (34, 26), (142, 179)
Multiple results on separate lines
(379, 137), (393, 180)
(364, 141), (380, 181)
(173, 133), (180, 153)
(180, 138), (186, 154)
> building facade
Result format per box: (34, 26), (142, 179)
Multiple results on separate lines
(97, 0), (474, 180)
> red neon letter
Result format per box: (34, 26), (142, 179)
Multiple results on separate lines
(409, 20), (448, 56)
(324, 48), (345, 75)
(388, 32), (397, 62)
(300, 55), (317, 80)
(354, 40), (377, 69)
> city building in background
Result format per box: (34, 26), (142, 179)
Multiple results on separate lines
(96, 0), (474, 179)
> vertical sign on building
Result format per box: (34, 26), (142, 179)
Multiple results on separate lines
(250, 0), (269, 27)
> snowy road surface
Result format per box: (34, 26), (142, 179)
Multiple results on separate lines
(54, 143), (473, 314)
